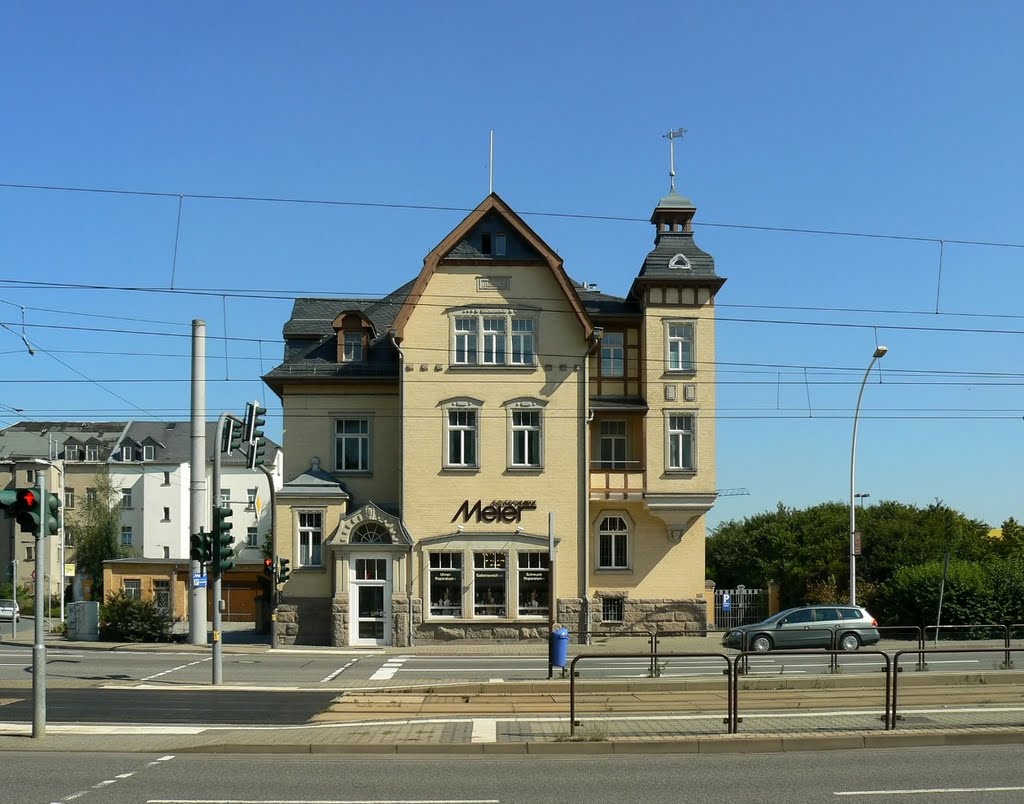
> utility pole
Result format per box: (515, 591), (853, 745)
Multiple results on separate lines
(189, 320), (208, 645)
(32, 471), (46, 738)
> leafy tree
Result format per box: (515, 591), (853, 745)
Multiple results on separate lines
(64, 468), (133, 599)
(993, 517), (1024, 557)
(99, 590), (172, 642)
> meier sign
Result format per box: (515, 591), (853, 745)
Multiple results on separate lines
(452, 499), (537, 524)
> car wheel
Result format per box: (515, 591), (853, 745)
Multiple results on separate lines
(751, 634), (773, 653)
(840, 632), (861, 651)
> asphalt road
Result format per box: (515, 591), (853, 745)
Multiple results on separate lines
(6, 746), (1024, 803)
(0, 641), (1013, 688)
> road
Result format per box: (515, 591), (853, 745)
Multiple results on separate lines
(5, 746), (1024, 803)
(0, 641), (1013, 688)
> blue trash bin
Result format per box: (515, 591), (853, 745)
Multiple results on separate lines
(549, 626), (570, 668)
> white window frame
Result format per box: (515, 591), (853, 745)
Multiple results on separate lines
(297, 510), (324, 567)
(120, 525), (133, 547)
(473, 551), (508, 618)
(86, 444), (100, 461)
(143, 444), (155, 461)
(444, 404), (480, 469)
(220, 489), (231, 506)
(246, 526), (258, 548)
(65, 444), (80, 461)
(666, 320), (696, 373)
(517, 552), (550, 617)
(509, 406), (543, 469)
(123, 579), (141, 600)
(428, 552), (463, 618)
(121, 488), (132, 509)
(246, 488), (257, 510)
(334, 416), (371, 472)
(343, 331), (364, 362)
(451, 310), (537, 367)
(64, 488), (75, 510)
(600, 332), (625, 377)
(666, 411), (697, 472)
(597, 514), (630, 570)
(120, 445), (133, 461)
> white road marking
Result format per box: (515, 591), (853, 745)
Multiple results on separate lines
(370, 657), (407, 681)
(321, 658), (359, 683)
(471, 718), (497, 743)
(836, 786), (1024, 796)
(140, 657), (211, 681)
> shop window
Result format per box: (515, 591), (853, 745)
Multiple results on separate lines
(517, 552), (550, 617)
(429, 552), (463, 618)
(473, 552), (507, 617)
(598, 516), (629, 569)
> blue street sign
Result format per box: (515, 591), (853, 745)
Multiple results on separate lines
(193, 573), (208, 589)
(722, 593), (732, 612)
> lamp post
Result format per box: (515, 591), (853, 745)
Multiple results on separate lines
(854, 492), (871, 509)
(850, 346), (888, 605)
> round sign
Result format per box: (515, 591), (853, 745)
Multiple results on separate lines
(31, 570), (36, 581)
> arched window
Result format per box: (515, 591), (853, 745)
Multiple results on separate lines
(351, 521), (392, 544)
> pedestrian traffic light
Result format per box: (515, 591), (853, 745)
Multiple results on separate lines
(212, 504), (234, 575)
(190, 529), (212, 564)
(42, 492), (61, 537)
(278, 557), (291, 583)
(14, 487), (40, 533)
(243, 401), (267, 443)
(263, 557), (274, 577)
(221, 418), (243, 455)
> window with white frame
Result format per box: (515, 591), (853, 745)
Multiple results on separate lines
(343, 331), (364, 362)
(298, 511), (323, 566)
(86, 445), (100, 461)
(220, 489), (231, 506)
(121, 488), (132, 509)
(452, 311), (536, 367)
(598, 420), (628, 469)
(335, 418), (370, 472)
(121, 525), (133, 547)
(123, 579), (141, 600)
(246, 527), (258, 548)
(473, 552), (507, 617)
(143, 444), (155, 461)
(65, 443), (80, 461)
(667, 413), (696, 471)
(64, 488), (75, 510)
(510, 318), (535, 365)
(120, 445), (133, 461)
(510, 409), (542, 468)
(246, 488), (257, 510)
(517, 552), (550, 616)
(598, 515), (629, 569)
(429, 552), (463, 618)
(600, 332), (625, 377)
(667, 321), (695, 372)
(445, 408), (479, 468)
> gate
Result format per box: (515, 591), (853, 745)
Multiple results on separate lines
(715, 586), (767, 630)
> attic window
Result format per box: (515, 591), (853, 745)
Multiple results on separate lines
(120, 446), (133, 461)
(494, 233), (506, 257)
(143, 445), (155, 461)
(668, 253), (691, 270)
(343, 331), (364, 362)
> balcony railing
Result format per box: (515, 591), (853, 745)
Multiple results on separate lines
(590, 462), (646, 499)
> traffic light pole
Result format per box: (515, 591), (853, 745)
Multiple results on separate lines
(211, 413), (228, 685)
(32, 472), (46, 738)
(257, 463), (279, 650)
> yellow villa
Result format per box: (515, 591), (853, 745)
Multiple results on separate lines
(263, 186), (726, 646)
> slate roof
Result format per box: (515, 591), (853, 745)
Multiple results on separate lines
(634, 191), (723, 285)
(0, 421), (281, 467)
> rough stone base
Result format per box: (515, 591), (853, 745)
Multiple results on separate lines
(275, 597), (332, 646)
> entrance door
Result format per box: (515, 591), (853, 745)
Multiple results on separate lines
(350, 555), (391, 646)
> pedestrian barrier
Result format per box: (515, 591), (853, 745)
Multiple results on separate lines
(924, 623), (1013, 669)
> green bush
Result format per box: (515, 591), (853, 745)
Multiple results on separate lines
(99, 591), (172, 642)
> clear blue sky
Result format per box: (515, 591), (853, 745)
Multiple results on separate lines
(1, 2), (1022, 529)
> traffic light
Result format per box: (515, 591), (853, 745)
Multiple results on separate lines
(278, 557), (291, 583)
(190, 529), (212, 564)
(243, 401), (267, 443)
(246, 437), (266, 470)
(221, 418), (243, 455)
(262, 557), (275, 578)
(212, 504), (234, 575)
(14, 487), (40, 533)
(42, 492), (60, 536)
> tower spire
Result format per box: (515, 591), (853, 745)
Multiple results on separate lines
(663, 127), (687, 193)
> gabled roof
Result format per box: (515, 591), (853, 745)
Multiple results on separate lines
(393, 193), (593, 340)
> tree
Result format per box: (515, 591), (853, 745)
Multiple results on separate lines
(64, 468), (133, 599)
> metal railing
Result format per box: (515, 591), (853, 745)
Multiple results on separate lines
(924, 623), (1013, 669)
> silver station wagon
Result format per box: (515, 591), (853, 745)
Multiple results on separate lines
(722, 604), (880, 652)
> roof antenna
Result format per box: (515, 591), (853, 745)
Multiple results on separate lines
(489, 130), (494, 194)
(663, 128), (687, 193)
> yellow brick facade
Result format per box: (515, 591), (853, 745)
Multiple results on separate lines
(265, 191), (725, 646)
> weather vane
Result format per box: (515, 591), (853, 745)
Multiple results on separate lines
(663, 128), (687, 192)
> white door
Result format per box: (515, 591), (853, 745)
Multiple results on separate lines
(350, 555), (391, 646)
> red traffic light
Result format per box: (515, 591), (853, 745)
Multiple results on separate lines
(263, 557), (274, 576)
(17, 488), (37, 509)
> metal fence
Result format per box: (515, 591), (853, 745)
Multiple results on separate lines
(714, 586), (767, 630)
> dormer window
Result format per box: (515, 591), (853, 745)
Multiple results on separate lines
(494, 233), (506, 256)
(343, 331), (364, 362)
(65, 444), (80, 461)
(86, 445), (100, 462)
(143, 445), (155, 461)
(120, 446), (133, 462)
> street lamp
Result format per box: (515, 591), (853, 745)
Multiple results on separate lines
(850, 346), (888, 605)
(854, 492), (871, 509)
